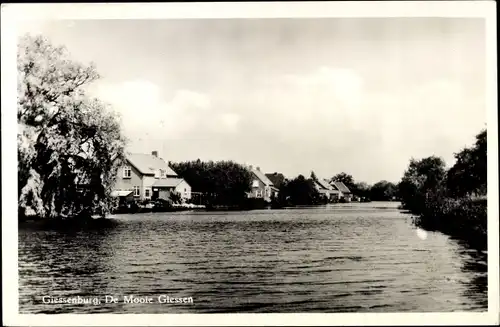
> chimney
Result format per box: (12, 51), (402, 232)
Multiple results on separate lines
(256, 166), (260, 171)
(152, 151), (158, 157)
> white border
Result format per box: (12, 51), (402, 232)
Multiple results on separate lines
(1, 1), (498, 326)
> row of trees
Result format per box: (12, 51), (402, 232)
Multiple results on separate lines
(168, 163), (336, 208)
(398, 129), (487, 248)
(275, 175), (325, 206)
(18, 34), (126, 220)
(168, 162), (332, 208)
(272, 172), (399, 207)
(169, 160), (253, 207)
(167, 163), (402, 208)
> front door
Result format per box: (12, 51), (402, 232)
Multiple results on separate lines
(152, 188), (159, 200)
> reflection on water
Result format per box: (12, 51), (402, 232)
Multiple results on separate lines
(19, 202), (487, 313)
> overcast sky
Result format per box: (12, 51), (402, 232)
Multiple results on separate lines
(19, 18), (486, 184)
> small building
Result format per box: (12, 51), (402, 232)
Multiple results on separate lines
(247, 166), (279, 202)
(152, 178), (191, 202)
(312, 178), (343, 201)
(110, 190), (135, 207)
(330, 181), (352, 202)
(313, 179), (333, 199)
(113, 151), (191, 202)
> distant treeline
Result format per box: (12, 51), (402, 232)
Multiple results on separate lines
(398, 129), (487, 249)
(170, 160), (253, 208)
(274, 174), (328, 206)
(168, 162), (329, 208)
(325, 172), (399, 202)
(272, 174), (397, 206)
(169, 160), (401, 208)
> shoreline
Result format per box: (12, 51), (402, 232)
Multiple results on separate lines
(18, 201), (487, 251)
(410, 197), (487, 251)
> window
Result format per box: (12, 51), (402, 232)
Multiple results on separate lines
(123, 166), (131, 178)
(133, 186), (140, 197)
(160, 169), (166, 178)
(256, 190), (263, 198)
(145, 188), (151, 198)
(252, 180), (259, 188)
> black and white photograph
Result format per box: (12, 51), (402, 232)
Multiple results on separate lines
(2, 1), (498, 326)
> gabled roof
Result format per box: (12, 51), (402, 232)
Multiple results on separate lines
(316, 179), (333, 190)
(250, 167), (274, 186)
(313, 179), (325, 189)
(126, 153), (178, 177)
(332, 181), (351, 193)
(153, 178), (184, 188)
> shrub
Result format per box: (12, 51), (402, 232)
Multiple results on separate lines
(413, 194), (487, 249)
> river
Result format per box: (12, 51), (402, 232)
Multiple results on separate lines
(18, 202), (487, 313)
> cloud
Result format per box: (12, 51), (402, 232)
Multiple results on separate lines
(248, 66), (367, 142)
(170, 89), (211, 113)
(372, 79), (483, 149)
(16, 20), (50, 37)
(283, 66), (364, 108)
(215, 113), (240, 133)
(234, 67), (485, 182)
(85, 69), (485, 184)
(88, 79), (239, 142)
(14, 19), (486, 185)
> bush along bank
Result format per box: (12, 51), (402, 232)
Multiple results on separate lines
(412, 195), (487, 250)
(399, 129), (487, 250)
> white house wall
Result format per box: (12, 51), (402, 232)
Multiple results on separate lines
(174, 180), (192, 200)
(142, 176), (156, 200)
(113, 162), (143, 200)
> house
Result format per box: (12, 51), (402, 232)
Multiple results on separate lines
(247, 166), (279, 202)
(313, 179), (334, 200)
(312, 178), (342, 201)
(330, 181), (352, 202)
(328, 183), (342, 200)
(152, 178), (191, 202)
(113, 151), (191, 202)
